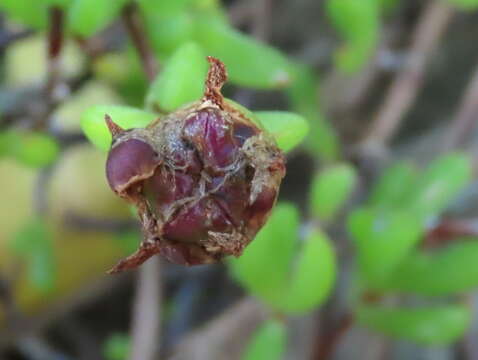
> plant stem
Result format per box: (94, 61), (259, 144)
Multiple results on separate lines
(129, 257), (162, 360)
(361, 1), (454, 148)
(45, 7), (64, 98)
(122, 3), (157, 82)
(444, 61), (478, 150)
(313, 312), (354, 360)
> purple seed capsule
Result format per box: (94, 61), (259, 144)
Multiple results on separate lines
(105, 57), (286, 273)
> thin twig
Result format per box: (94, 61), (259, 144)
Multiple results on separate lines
(361, 1), (454, 147)
(122, 3), (157, 82)
(423, 218), (478, 249)
(35, 6), (66, 130)
(129, 257), (162, 360)
(169, 298), (265, 360)
(45, 7), (64, 93)
(64, 212), (138, 233)
(444, 60), (478, 150)
(313, 313), (354, 360)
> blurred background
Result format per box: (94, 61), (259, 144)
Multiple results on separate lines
(2, 0), (478, 359)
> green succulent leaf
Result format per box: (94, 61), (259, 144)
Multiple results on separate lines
(2, 131), (60, 168)
(80, 105), (157, 151)
(310, 163), (357, 222)
(194, 21), (293, 89)
(137, 0), (195, 15)
(44, 0), (72, 7)
(67, 0), (128, 37)
(229, 203), (299, 305)
(357, 305), (470, 345)
(143, 12), (195, 59)
(402, 153), (471, 220)
(9, 219), (56, 293)
(384, 239), (478, 296)
(326, 0), (380, 72)
(255, 111), (309, 153)
(103, 333), (130, 360)
(242, 319), (286, 360)
(0, 0), (48, 29)
(146, 42), (208, 113)
(348, 208), (422, 287)
(446, 0), (478, 10)
(276, 229), (336, 314)
(368, 162), (417, 209)
(287, 65), (339, 161)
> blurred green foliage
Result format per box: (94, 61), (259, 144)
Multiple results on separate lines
(242, 319), (286, 360)
(103, 333), (130, 360)
(9, 219), (56, 293)
(348, 152), (473, 343)
(229, 204), (336, 314)
(0, 131), (59, 168)
(310, 163), (357, 222)
(3, 0), (478, 354)
(357, 305), (470, 344)
(145, 42), (208, 113)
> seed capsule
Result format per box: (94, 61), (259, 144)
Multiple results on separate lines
(105, 57), (286, 273)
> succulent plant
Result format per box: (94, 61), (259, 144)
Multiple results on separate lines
(105, 57), (286, 273)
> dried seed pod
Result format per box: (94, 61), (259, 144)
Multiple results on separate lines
(105, 57), (286, 273)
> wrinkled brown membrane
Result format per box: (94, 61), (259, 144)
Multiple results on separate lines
(105, 57), (285, 273)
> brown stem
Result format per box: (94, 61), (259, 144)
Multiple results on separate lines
(361, 1), (454, 147)
(45, 7), (64, 97)
(422, 218), (478, 249)
(128, 257), (162, 360)
(32, 6), (65, 131)
(444, 60), (478, 150)
(313, 313), (354, 360)
(122, 3), (157, 82)
(168, 298), (266, 359)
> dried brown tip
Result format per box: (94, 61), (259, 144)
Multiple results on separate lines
(203, 56), (228, 108)
(107, 242), (161, 274)
(105, 114), (124, 138)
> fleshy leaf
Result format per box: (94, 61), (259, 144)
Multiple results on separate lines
(368, 162), (417, 209)
(194, 21), (293, 89)
(326, 0), (380, 73)
(137, 0), (195, 15)
(276, 229), (336, 314)
(143, 12), (195, 59)
(357, 305), (470, 345)
(446, 0), (478, 10)
(384, 239), (478, 296)
(103, 333), (130, 360)
(67, 0), (128, 37)
(310, 163), (357, 222)
(9, 219), (57, 293)
(229, 204), (299, 305)
(0, 0), (48, 29)
(287, 65), (339, 161)
(4, 131), (59, 168)
(242, 319), (286, 360)
(80, 105), (157, 151)
(348, 208), (422, 287)
(145, 42), (208, 113)
(255, 111), (309, 153)
(402, 153), (471, 220)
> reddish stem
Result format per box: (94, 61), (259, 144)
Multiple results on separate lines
(313, 313), (354, 360)
(122, 3), (157, 82)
